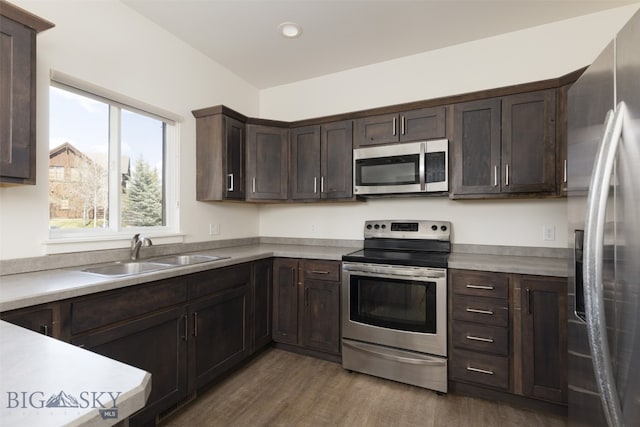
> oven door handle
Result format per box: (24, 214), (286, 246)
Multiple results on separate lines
(342, 264), (445, 280)
(342, 340), (446, 366)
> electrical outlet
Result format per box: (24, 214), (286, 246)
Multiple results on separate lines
(209, 223), (220, 236)
(542, 225), (555, 241)
(311, 224), (318, 233)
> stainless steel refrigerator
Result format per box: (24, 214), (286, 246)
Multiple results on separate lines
(567, 8), (640, 427)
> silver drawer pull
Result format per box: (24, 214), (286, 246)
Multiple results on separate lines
(310, 270), (330, 275)
(466, 307), (494, 315)
(466, 335), (494, 343)
(467, 366), (494, 375)
(466, 284), (494, 290)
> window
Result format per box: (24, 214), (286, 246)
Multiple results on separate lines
(48, 73), (179, 237)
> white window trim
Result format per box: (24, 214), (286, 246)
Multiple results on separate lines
(47, 71), (182, 249)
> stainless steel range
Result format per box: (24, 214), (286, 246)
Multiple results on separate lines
(341, 219), (450, 393)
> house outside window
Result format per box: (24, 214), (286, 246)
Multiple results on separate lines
(48, 73), (179, 237)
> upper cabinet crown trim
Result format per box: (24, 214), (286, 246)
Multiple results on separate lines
(0, 0), (54, 32)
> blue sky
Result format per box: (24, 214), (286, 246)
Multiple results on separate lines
(49, 86), (164, 173)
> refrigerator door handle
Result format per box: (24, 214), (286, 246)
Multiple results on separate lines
(583, 101), (626, 427)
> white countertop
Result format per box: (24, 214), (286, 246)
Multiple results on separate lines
(0, 242), (568, 313)
(0, 321), (151, 426)
(0, 244), (355, 312)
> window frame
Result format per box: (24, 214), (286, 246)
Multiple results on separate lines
(48, 72), (181, 242)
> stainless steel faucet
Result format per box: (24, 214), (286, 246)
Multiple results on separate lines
(130, 233), (152, 261)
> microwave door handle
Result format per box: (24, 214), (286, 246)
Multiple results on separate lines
(420, 142), (426, 191)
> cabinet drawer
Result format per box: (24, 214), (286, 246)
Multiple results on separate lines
(451, 269), (508, 299)
(451, 349), (509, 390)
(452, 321), (508, 355)
(71, 278), (187, 335)
(188, 265), (251, 300)
(303, 260), (340, 282)
(452, 295), (508, 327)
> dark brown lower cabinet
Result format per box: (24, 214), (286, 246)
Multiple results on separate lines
(188, 285), (250, 390)
(272, 258), (299, 345)
(71, 307), (188, 427)
(449, 269), (567, 410)
(1, 304), (57, 337)
(252, 259), (273, 352)
(301, 279), (340, 354)
(272, 258), (341, 357)
(520, 275), (567, 403)
(61, 261), (263, 426)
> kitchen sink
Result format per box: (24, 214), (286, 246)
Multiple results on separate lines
(151, 254), (228, 265)
(80, 254), (228, 277)
(81, 261), (174, 277)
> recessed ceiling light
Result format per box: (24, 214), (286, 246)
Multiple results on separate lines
(278, 22), (302, 39)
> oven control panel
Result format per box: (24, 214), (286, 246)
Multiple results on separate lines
(363, 220), (451, 240)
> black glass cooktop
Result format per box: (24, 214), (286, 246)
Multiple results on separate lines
(342, 249), (449, 268)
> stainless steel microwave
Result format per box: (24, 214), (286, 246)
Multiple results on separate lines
(353, 139), (448, 195)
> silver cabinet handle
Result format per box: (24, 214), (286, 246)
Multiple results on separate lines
(182, 315), (188, 341)
(466, 307), (494, 315)
(310, 270), (329, 275)
(466, 284), (494, 290)
(466, 335), (494, 343)
(467, 366), (494, 375)
(321, 176), (324, 193)
(494, 166), (498, 187)
(583, 103), (625, 427)
(41, 324), (49, 336)
(563, 159), (568, 183)
(392, 117), (397, 136)
(227, 173), (234, 191)
(193, 312), (198, 337)
(252, 177), (256, 193)
(401, 116), (406, 135)
(505, 164), (510, 186)
(314, 177), (317, 194)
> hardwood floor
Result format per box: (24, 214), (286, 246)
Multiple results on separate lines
(161, 348), (567, 427)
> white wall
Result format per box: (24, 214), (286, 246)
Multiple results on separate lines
(0, 0), (261, 259)
(257, 4), (640, 248)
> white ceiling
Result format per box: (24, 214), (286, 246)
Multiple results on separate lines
(121, 0), (636, 89)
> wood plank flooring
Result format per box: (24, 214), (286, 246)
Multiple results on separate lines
(161, 348), (567, 427)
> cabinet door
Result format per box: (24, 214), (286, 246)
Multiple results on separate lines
(451, 98), (502, 196)
(0, 17), (35, 184)
(321, 120), (353, 199)
(301, 279), (340, 354)
(290, 125), (321, 200)
(225, 116), (245, 200)
(272, 258), (299, 345)
(189, 285), (251, 390)
(399, 106), (446, 142)
(252, 259), (273, 352)
(354, 113), (399, 147)
(246, 125), (289, 200)
(501, 90), (556, 194)
(520, 275), (567, 403)
(71, 307), (188, 427)
(1, 305), (54, 337)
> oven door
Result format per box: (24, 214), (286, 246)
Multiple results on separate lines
(341, 262), (447, 356)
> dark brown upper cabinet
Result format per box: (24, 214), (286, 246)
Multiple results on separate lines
(290, 120), (353, 200)
(451, 89), (557, 198)
(0, 3), (54, 185)
(246, 124), (289, 201)
(195, 114), (245, 201)
(354, 106), (446, 147)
